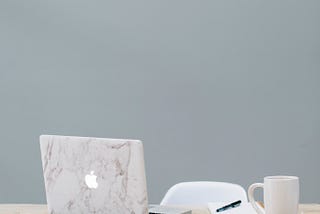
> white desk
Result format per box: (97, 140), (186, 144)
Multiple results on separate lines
(0, 204), (319, 214)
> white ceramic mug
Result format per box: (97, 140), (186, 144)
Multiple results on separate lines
(248, 176), (299, 214)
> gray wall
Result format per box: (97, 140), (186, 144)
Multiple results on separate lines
(0, 0), (319, 204)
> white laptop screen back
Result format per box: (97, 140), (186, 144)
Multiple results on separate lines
(40, 135), (148, 214)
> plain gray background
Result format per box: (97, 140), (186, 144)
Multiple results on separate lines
(0, 0), (319, 204)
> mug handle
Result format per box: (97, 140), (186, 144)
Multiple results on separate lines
(248, 183), (265, 214)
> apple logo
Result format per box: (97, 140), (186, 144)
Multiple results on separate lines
(85, 171), (98, 189)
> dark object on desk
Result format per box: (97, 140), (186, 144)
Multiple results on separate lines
(216, 200), (242, 212)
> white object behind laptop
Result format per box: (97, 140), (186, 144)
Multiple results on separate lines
(40, 135), (148, 214)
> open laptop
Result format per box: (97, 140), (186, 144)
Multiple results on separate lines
(40, 135), (148, 214)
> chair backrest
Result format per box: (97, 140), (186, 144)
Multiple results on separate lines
(160, 181), (248, 205)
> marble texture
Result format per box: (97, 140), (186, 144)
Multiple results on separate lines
(40, 135), (148, 214)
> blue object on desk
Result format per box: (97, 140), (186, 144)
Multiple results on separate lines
(216, 200), (242, 212)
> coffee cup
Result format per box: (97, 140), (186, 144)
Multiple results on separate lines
(248, 176), (299, 214)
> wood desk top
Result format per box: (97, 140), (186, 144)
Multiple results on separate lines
(0, 204), (319, 214)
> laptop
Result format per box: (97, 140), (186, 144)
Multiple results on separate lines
(40, 135), (148, 214)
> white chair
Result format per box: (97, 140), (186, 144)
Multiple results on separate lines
(160, 181), (248, 205)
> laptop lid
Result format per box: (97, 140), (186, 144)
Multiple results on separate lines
(40, 135), (148, 214)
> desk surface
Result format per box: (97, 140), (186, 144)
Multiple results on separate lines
(0, 204), (319, 214)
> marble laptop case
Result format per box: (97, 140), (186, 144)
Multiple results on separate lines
(40, 135), (148, 214)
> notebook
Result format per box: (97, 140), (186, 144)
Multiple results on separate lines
(208, 202), (257, 214)
(148, 205), (192, 214)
